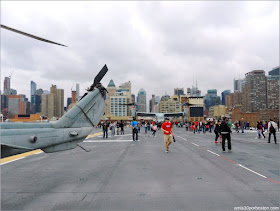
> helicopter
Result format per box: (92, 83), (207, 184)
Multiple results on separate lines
(1, 25), (108, 158)
(1, 65), (108, 158)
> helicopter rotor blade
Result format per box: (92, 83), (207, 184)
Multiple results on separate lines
(1, 24), (67, 47)
(93, 64), (108, 88)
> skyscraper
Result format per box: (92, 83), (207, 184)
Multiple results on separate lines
(243, 70), (267, 112)
(76, 83), (80, 101)
(35, 89), (43, 113)
(137, 88), (146, 112)
(174, 88), (184, 98)
(234, 78), (246, 92)
(42, 84), (64, 118)
(221, 90), (231, 105)
(205, 89), (220, 109)
(4, 77), (10, 92)
(30, 81), (37, 114)
(105, 79), (116, 116)
(267, 67), (279, 110)
(269, 66), (279, 76)
(41, 93), (54, 118)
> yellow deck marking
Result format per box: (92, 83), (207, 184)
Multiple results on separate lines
(1, 149), (43, 165)
(85, 132), (103, 139)
(1, 131), (103, 164)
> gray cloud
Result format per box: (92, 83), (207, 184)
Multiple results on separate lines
(1, 1), (279, 105)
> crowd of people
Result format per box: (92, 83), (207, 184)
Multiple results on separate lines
(97, 117), (278, 153)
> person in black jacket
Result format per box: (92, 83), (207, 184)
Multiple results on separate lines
(219, 117), (232, 152)
(214, 120), (220, 143)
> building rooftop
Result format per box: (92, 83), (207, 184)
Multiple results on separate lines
(107, 79), (116, 87)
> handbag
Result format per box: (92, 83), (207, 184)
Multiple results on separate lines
(173, 136), (176, 142)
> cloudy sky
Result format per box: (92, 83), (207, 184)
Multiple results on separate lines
(1, 1), (279, 105)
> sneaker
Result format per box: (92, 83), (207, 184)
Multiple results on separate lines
(215, 141), (218, 143)
(223, 151), (226, 153)
(228, 150), (232, 152)
(136, 140), (139, 142)
(165, 150), (169, 153)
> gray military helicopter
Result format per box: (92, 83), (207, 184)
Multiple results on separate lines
(1, 65), (108, 158)
(1, 25), (108, 158)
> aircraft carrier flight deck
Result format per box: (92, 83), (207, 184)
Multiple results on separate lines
(1, 127), (280, 211)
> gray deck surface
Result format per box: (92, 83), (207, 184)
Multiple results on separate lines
(1, 127), (280, 211)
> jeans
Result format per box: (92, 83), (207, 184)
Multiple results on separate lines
(257, 130), (264, 139)
(103, 129), (108, 138)
(242, 126), (244, 133)
(222, 133), (231, 151)
(145, 127), (148, 133)
(268, 132), (277, 143)
(111, 127), (115, 137)
(215, 131), (219, 142)
(133, 128), (138, 141)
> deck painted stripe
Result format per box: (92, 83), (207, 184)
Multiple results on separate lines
(207, 150), (220, 156)
(176, 135), (279, 185)
(266, 177), (280, 185)
(238, 164), (267, 178)
(86, 132), (103, 139)
(1, 149), (43, 165)
(1, 157), (26, 165)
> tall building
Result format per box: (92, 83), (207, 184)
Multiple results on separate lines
(41, 85), (64, 118)
(159, 95), (181, 113)
(243, 70), (267, 112)
(76, 83), (80, 101)
(131, 94), (135, 104)
(149, 95), (155, 112)
(105, 79), (116, 116)
(137, 88), (146, 112)
(189, 86), (201, 97)
(205, 89), (220, 109)
(110, 91), (131, 117)
(30, 81), (37, 114)
(234, 79), (246, 92)
(174, 88), (184, 98)
(4, 77), (10, 92)
(1, 95), (9, 113)
(8, 95), (30, 115)
(267, 67), (279, 110)
(269, 66), (279, 76)
(35, 89), (43, 113)
(41, 93), (54, 118)
(221, 90), (231, 105)
(71, 91), (77, 103)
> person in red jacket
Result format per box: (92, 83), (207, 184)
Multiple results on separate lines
(161, 118), (174, 153)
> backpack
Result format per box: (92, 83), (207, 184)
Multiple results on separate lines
(270, 124), (276, 133)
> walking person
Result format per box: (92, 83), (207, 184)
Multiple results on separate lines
(120, 120), (124, 135)
(240, 118), (245, 133)
(219, 117), (232, 153)
(116, 121), (120, 135)
(234, 120), (239, 133)
(214, 120), (220, 143)
(152, 123), (157, 137)
(109, 121), (115, 138)
(144, 121), (148, 135)
(131, 117), (139, 142)
(267, 119), (278, 144)
(256, 121), (264, 139)
(102, 121), (109, 139)
(161, 118), (174, 153)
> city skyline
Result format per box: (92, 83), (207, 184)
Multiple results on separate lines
(1, 1), (278, 104)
